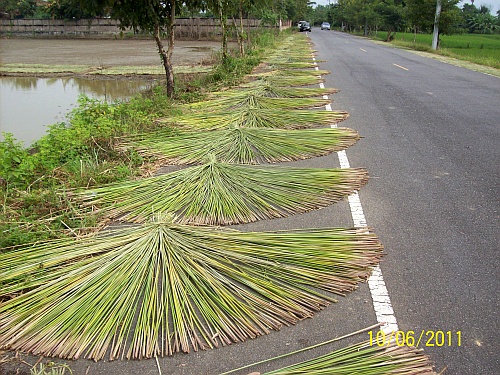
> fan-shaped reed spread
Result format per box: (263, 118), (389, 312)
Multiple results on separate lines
(120, 127), (360, 165)
(76, 160), (368, 225)
(0, 218), (382, 360)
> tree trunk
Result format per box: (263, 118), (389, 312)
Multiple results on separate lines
(432, 0), (442, 50)
(219, 7), (228, 61)
(153, 25), (174, 98)
(153, 2), (176, 98)
(386, 29), (394, 42)
(238, 4), (245, 56)
(167, 2), (176, 96)
(233, 15), (245, 57)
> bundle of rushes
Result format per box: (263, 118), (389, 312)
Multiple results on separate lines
(161, 107), (348, 130)
(75, 160), (368, 225)
(119, 127), (360, 165)
(258, 341), (436, 375)
(0, 219), (382, 360)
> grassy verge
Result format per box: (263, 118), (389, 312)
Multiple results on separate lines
(0, 30), (282, 247)
(371, 31), (500, 71)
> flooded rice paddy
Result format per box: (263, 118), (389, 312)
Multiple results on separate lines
(0, 39), (221, 146)
(0, 76), (153, 146)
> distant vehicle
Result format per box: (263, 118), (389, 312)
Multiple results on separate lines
(321, 22), (331, 30)
(298, 21), (311, 32)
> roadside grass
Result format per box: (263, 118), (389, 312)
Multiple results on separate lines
(373, 31), (500, 70)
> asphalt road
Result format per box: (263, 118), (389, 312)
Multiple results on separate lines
(309, 30), (500, 374)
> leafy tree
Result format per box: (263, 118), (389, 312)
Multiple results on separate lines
(259, 8), (280, 26)
(0, 0), (36, 18)
(312, 4), (329, 25)
(461, 4), (498, 34)
(406, 0), (434, 33)
(373, 0), (405, 40)
(403, 0), (460, 45)
(361, 0), (382, 36)
(205, 0), (233, 60)
(283, 0), (310, 22)
(78, 0), (186, 97)
(333, 0), (375, 33)
(328, 3), (344, 28)
(470, 11), (498, 33)
(435, 0), (461, 36)
(206, 0), (269, 59)
(232, 0), (269, 55)
(44, 0), (104, 19)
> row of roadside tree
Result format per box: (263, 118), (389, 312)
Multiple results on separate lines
(309, 1), (500, 42)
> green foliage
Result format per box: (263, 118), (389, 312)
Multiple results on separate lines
(259, 9), (280, 26)
(321, 0), (487, 35)
(0, 0), (36, 18)
(310, 4), (329, 26)
(31, 362), (72, 375)
(44, 0), (104, 20)
(22, 95), (152, 187)
(210, 54), (259, 86)
(374, 0), (405, 37)
(461, 4), (499, 34)
(0, 86), (175, 246)
(0, 133), (30, 185)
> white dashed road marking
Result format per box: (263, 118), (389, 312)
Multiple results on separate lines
(393, 63), (409, 71)
(317, 63), (399, 334)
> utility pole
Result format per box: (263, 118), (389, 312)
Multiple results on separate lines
(431, 0), (442, 50)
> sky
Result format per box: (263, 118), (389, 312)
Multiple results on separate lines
(313, 0), (500, 15)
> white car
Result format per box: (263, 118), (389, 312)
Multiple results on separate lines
(321, 22), (331, 30)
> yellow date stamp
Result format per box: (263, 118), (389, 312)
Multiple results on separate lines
(368, 330), (462, 348)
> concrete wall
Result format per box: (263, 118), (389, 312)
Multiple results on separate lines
(0, 18), (290, 39)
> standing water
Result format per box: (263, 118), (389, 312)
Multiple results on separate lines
(0, 76), (153, 146)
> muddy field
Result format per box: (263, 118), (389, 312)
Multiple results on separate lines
(0, 38), (226, 67)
